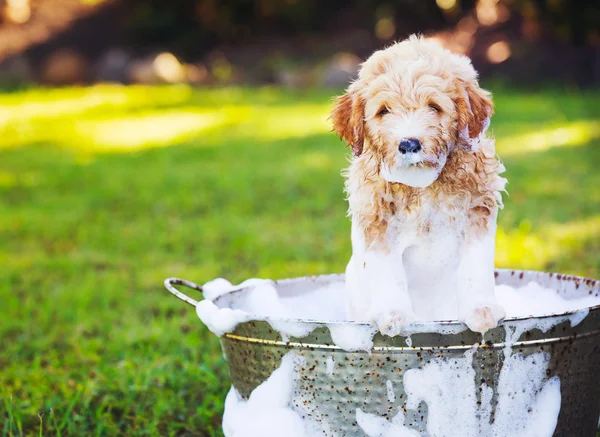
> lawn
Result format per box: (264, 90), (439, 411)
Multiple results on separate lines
(1, 84), (599, 436)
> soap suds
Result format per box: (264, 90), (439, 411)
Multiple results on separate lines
(386, 380), (396, 403)
(197, 279), (318, 339)
(223, 353), (316, 437)
(195, 300), (254, 337)
(197, 278), (598, 353)
(491, 352), (561, 437)
(203, 277), (271, 301)
(356, 408), (420, 437)
(400, 346), (561, 437)
(325, 356), (335, 377)
(327, 323), (379, 352)
(496, 282), (598, 318)
(404, 346), (483, 437)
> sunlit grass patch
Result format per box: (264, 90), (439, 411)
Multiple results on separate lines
(497, 120), (600, 156)
(0, 85), (332, 154)
(496, 216), (600, 272)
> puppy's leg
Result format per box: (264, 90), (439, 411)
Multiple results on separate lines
(457, 223), (505, 334)
(363, 246), (416, 337)
(345, 255), (370, 320)
(346, 221), (415, 336)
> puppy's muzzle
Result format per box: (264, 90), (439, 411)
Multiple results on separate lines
(398, 138), (422, 154)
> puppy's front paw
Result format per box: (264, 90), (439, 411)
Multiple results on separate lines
(461, 304), (505, 334)
(373, 310), (415, 337)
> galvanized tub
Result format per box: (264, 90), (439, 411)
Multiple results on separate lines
(165, 269), (600, 437)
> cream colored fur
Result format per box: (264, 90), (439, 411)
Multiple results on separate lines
(330, 35), (507, 335)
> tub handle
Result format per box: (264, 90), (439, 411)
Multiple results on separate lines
(164, 277), (203, 307)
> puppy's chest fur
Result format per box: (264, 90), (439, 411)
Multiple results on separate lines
(384, 185), (466, 245)
(387, 196), (466, 277)
(350, 188), (476, 319)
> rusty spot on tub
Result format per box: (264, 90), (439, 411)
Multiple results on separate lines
(494, 271), (499, 278)
(519, 272), (524, 279)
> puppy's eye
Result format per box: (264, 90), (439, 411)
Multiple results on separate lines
(428, 103), (442, 113)
(376, 107), (390, 117)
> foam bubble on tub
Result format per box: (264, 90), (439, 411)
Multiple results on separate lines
(401, 321), (468, 336)
(203, 277), (273, 301)
(502, 308), (589, 361)
(198, 279), (319, 339)
(271, 320), (318, 342)
(327, 323), (379, 352)
(278, 281), (350, 321)
(400, 344), (561, 437)
(202, 278), (234, 300)
(241, 282), (319, 340)
(356, 408), (420, 437)
(496, 281), (599, 319)
(491, 352), (561, 437)
(223, 353), (315, 437)
(195, 300), (254, 337)
(386, 380), (396, 403)
(326, 356), (335, 377)
(235, 281), (285, 317)
(404, 346), (482, 436)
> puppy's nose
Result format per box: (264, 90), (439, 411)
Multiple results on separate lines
(398, 138), (422, 154)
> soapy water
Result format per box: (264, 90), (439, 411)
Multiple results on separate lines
(197, 278), (600, 349)
(196, 278), (600, 437)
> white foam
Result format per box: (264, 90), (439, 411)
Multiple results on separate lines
(226, 344), (564, 437)
(404, 346), (482, 437)
(326, 356), (335, 377)
(196, 278), (598, 353)
(196, 280), (319, 339)
(223, 354), (312, 437)
(356, 408), (420, 437)
(327, 323), (379, 352)
(213, 279), (597, 326)
(399, 344), (561, 437)
(195, 300), (253, 337)
(386, 379), (396, 404)
(491, 353), (562, 437)
(203, 277), (271, 300)
(496, 281), (599, 319)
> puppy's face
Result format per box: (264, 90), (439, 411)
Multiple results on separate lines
(331, 36), (493, 188)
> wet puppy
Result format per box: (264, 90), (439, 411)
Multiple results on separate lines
(331, 35), (507, 335)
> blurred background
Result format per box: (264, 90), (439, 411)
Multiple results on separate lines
(1, 0), (599, 435)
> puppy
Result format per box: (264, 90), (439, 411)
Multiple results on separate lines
(330, 36), (507, 335)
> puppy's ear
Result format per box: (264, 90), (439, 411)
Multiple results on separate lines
(456, 80), (493, 153)
(330, 87), (366, 156)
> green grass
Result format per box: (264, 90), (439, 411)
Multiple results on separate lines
(1, 84), (599, 436)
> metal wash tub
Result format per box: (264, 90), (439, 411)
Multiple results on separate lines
(165, 269), (600, 437)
